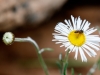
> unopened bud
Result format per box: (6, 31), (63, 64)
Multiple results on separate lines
(2, 32), (14, 45)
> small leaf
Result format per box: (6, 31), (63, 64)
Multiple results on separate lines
(63, 62), (68, 75)
(59, 53), (62, 61)
(71, 68), (74, 75)
(97, 58), (100, 69)
(56, 61), (62, 69)
(78, 73), (82, 75)
(56, 61), (62, 74)
(39, 48), (53, 53)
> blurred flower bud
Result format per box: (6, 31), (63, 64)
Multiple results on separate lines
(2, 32), (14, 45)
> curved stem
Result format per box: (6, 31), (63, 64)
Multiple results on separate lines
(15, 37), (49, 75)
(87, 63), (97, 75)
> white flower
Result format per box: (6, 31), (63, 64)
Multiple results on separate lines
(52, 15), (100, 62)
(3, 32), (14, 45)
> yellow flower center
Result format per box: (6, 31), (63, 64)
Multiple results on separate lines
(68, 30), (86, 47)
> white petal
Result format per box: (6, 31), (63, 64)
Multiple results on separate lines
(55, 23), (70, 35)
(55, 42), (62, 44)
(74, 47), (78, 60)
(80, 19), (86, 30)
(82, 46), (94, 57)
(65, 44), (74, 52)
(65, 45), (74, 53)
(74, 18), (77, 29)
(71, 15), (76, 30)
(64, 42), (71, 48)
(55, 23), (68, 31)
(65, 19), (73, 30)
(76, 16), (82, 30)
(79, 47), (87, 62)
(87, 41), (99, 47)
(72, 46), (77, 52)
(52, 33), (68, 36)
(60, 45), (65, 47)
(52, 37), (69, 43)
(82, 47), (92, 57)
(82, 44), (97, 56)
(53, 35), (67, 40)
(83, 21), (91, 31)
(86, 28), (97, 35)
(86, 36), (100, 42)
(86, 42), (100, 51)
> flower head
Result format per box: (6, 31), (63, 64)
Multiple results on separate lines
(52, 15), (100, 62)
(3, 32), (14, 45)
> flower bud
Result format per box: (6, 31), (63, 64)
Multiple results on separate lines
(2, 32), (14, 45)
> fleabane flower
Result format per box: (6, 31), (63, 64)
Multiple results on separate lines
(52, 15), (100, 62)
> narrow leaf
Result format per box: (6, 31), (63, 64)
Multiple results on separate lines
(71, 68), (74, 75)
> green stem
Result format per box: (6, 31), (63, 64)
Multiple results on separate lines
(15, 37), (49, 75)
(61, 49), (70, 75)
(62, 62), (67, 75)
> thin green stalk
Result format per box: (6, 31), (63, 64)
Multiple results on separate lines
(15, 37), (49, 75)
(61, 49), (70, 75)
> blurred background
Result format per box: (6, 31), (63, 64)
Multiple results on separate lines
(0, 0), (100, 75)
